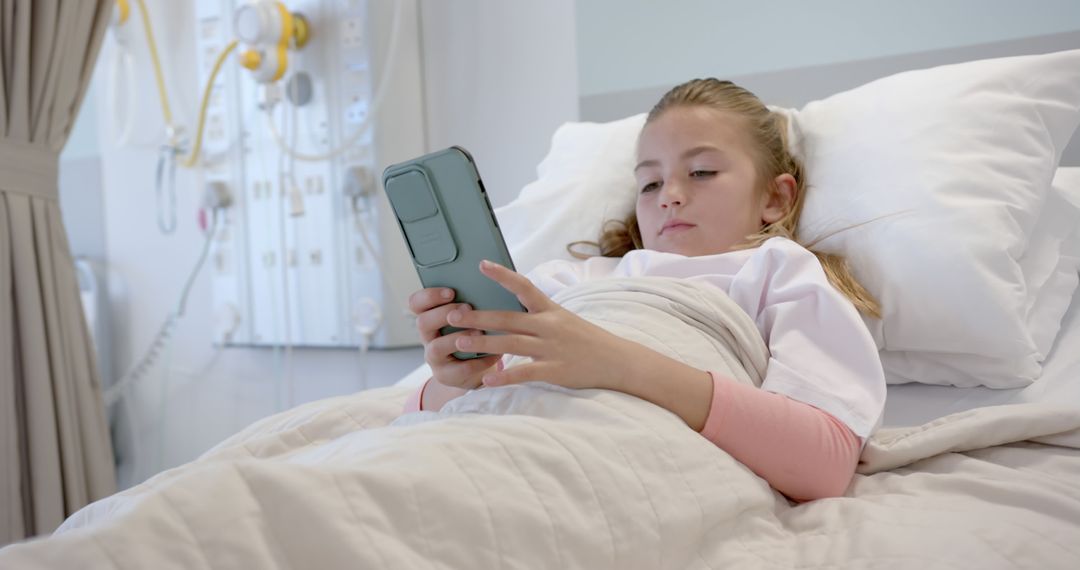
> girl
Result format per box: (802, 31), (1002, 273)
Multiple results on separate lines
(403, 79), (886, 502)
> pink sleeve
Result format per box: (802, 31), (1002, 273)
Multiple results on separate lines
(402, 378), (431, 413)
(699, 371), (861, 502)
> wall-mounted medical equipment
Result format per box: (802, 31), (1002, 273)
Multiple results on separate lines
(192, 0), (419, 350)
(105, 0), (418, 355)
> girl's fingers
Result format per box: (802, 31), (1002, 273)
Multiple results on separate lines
(426, 330), (481, 362)
(447, 308), (536, 335)
(428, 336), (501, 387)
(454, 333), (541, 358)
(416, 303), (472, 342)
(443, 355), (503, 388)
(408, 287), (456, 315)
(478, 260), (554, 313)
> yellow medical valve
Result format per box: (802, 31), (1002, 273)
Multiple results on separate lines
(237, 45), (287, 83)
(239, 49), (262, 71)
(113, 0), (130, 26)
(293, 14), (310, 48)
(234, 1), (310, 84)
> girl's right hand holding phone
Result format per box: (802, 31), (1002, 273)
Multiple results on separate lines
(409, 287), (502, 391)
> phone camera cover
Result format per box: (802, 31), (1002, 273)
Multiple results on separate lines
(385, 168), (458, 266)
(386, 170), (438, 222)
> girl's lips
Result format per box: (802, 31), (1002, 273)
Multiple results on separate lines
(660, 222), (696, 235)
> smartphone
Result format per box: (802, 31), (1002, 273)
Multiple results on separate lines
(382, 146), (524, 359)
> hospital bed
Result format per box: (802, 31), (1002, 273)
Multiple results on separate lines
(2, 34), (1080, 570)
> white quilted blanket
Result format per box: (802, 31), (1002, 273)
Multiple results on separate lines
(2, 282), (1080, 568)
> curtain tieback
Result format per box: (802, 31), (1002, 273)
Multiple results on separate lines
(0, 139), (60, 201)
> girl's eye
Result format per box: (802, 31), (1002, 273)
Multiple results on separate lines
(690, 170), (717, 178)
(640, 181), (660, 193)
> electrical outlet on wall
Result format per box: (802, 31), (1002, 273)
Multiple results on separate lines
(340, 17), (364, 48)
(345, 101), (367, 124)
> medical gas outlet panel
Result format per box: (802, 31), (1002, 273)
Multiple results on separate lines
(194, 0), (420, 349)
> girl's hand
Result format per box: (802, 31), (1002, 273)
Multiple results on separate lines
(446, 260), (640, 391)
(408, 287), (501, 390)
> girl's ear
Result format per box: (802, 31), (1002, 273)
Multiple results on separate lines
(761, 173), (797, 224)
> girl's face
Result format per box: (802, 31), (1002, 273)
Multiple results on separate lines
(634, 106), (776, 257)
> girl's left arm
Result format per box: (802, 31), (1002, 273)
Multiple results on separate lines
(451, 261), (860, 501)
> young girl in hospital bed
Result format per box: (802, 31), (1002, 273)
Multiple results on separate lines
(403, 79), (886, 502)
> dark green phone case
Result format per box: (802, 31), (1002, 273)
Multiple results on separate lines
(382, 146), (523, 359)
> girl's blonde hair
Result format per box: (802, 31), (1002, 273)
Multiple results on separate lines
(570, 78), (880, 318)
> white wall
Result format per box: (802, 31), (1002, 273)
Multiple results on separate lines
(419, 0), (579, 207)
(576, 0), (1080, 98)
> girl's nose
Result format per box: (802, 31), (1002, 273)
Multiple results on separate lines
(659, 184), (685, 208)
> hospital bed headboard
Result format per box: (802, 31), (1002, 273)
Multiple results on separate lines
(579, 30), (1080, 166)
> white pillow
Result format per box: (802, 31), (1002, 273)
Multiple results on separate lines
(491, 48), (1080, 389)
(789, 49), (1080, 388)
(1024, 168), (1080, 358)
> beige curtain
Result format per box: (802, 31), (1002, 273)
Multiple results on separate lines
(0, 0), (115, 546)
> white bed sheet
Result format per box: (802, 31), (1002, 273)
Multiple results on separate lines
(883, 286), (1080, 427)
